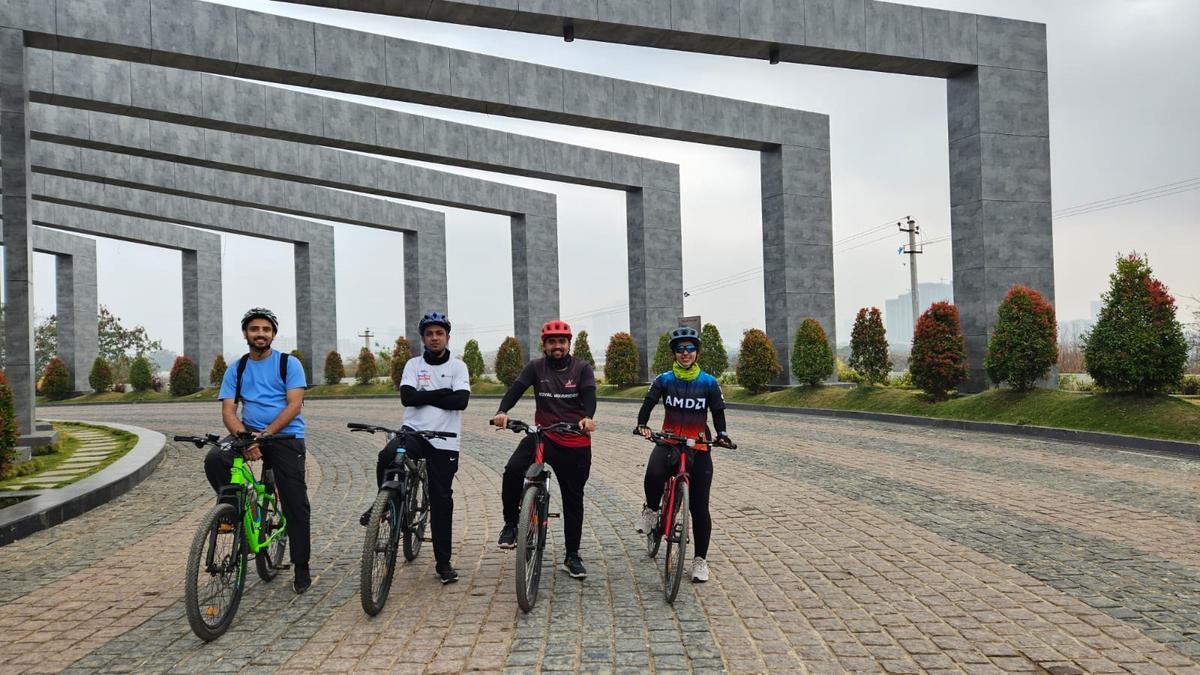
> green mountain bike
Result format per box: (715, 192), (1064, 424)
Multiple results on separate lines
(176, 432), (292, 642)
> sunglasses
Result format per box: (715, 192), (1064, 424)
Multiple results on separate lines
(673, 344), (698, 354)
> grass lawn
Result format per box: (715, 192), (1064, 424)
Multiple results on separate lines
(0, 423), (138, 490)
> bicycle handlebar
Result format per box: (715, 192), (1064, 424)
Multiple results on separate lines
(490, 419), (584, 436)
(632, 428), (737, 450)
(346, 422), (457, 439)
(173, 431), (295, 451)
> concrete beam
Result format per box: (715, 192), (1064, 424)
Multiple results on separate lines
(32, 102), (561, 357)
(9, 8), (834, 379)
(27, 51), (688, 378)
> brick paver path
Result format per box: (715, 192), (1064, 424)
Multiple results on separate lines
(0, 399), (1197, 673)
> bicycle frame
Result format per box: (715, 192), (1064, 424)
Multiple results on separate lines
(220, 454), (287, 557)
(659, 445), (692, 541)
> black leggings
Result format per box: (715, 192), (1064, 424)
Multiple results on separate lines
(644, 444), (713, 559)
(502, 436), (592, 556)
(204, 438), (311, 572)
(376, 435), (459, 565)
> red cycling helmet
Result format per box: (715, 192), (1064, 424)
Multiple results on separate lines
(540, 320), (573, 341)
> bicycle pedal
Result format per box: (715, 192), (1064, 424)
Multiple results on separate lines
(422, 537), (433, 542)
(548, 512), (560, 518)
(277, 562), (292, 570)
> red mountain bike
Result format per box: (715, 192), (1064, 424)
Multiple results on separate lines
(636, 429), (735, 603)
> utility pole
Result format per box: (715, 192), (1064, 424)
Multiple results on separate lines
(898, 217), (921, 325)
(357, 328), (374, 350)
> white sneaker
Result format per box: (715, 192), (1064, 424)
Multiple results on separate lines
(691, 557), (709, 583)
(637, 506), (658, 534)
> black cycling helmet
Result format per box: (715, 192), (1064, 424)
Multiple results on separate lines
(669, 326), (701, 350)
(241, 307), (279, 333)
(418, 311), (451, 335)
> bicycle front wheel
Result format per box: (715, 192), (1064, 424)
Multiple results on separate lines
(515, 485), (546, 613)
(185, 503), (246, 641)
(255, 492), (288, 582)
(402, 465), (429, 562)
(360, 489), (401, 616)
(663, 487), (689, 604)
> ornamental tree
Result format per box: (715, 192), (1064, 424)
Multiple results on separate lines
(651, 332), (674, 375)
(697, 323), (729, 377)
(89, 357), (114, 394)
(129, 355), (154, 392)
(604, 332), (640, 387)
(462, 339), (485, 383)
(984, 285), (1058, 391)
(909, 302), (968, 400)
(323, 350), (345, 385)
(790, 318), (834, 386)
(209, 355), (227, 387)
(169, 356), (200, 396)
(848, 307), (892, 385)
(41, 356), (72, 400)
(495, 337), (525, 386)
(1084, 253), (1188, 394)
(736, 328), (782, 393)
(572, 330), (595, 367)
(355, 347), (378, 385)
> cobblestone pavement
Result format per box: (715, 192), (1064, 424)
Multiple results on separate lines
(0, 398), (1197, 673)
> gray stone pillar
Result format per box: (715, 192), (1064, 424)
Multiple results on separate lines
(761, 141), (835, 385)
(181, 250), (201, 377)
(182, 249), (223, 383)
(53, 244), (97, 392)
(949, 21), (1053, 391)
(626, 185), (684, 381)
(510, 213), (560, 359)
(404, 227), (448, 352)
(294, 233), (337, 385)
(1, 28), (36, 432)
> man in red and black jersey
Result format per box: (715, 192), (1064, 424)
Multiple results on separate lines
(492, 320), (597, 579)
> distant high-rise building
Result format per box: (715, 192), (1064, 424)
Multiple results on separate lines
(884, 281), (954, 346)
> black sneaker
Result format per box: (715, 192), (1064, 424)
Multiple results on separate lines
(436, 562), (459, 585)
(497, 523), (517, 549)
(359, 508), (372, 527)
(562, 554), (587, 579)
(293, 568), (312, 594)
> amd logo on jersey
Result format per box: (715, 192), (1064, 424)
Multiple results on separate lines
(665, 396), (707, 409)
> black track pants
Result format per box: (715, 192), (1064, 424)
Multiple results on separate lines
(204, 438), (311, 571)
(643, 444), (713, 559)
(501, 436), (592, 557)
(375, 435), (460, 565)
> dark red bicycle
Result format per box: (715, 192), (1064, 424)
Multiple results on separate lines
(492, 418), (584, 612)
(636, 429), (735, 603)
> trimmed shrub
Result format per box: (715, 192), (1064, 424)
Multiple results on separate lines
(89, 357), (114, 394)
(1084, 253), (1189, 394)
(890, 371), (913, 389)
(1058, 373), (1095, 393)
(323, 350), (345, 385)
(984, 285), (1058, 391)
(790, 318), (834, 386)
(129, 355), (153, 392)
(289, 349), (309, 384)
(462, 339), (485, 383)
(0, 372), (18, 476)
(909, 302), (968, 400)
(209, 355), (227, 387)
(736, 328), (782, 393)
(572, 330), (595, 367)
(169, 356), (200, 396)
(837, 359), (863, 384)
(112, 383), (127, 394)
(848, 307), (892, 385)
(495, 337), (525, 386)
(604, 332), (640, 387)
(355, 347), (378, 385)
(390, 337), (412, 390)
(651, 332), (674, 375)
(1178, 374), (1200, 396)
(698, 323), (729, 377)
(41, 357), (72, 400)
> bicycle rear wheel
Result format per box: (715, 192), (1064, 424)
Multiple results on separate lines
(360, 489), (401, 616)
(255, 492), (288, 581)
(402, 464), (429, 562)
(515, 485), (545, 613)
(663, 488), (689, 604)
(185, 503), (246, 641)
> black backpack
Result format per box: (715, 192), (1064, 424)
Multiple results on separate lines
(234, 352), (290, 404)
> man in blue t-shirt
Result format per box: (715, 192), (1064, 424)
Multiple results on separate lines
(206, 307), (313, 593)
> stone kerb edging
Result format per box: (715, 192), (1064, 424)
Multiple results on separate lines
(0, 421), (166, 546)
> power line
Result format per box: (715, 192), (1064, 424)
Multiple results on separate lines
(1054, 177), (1200, 220)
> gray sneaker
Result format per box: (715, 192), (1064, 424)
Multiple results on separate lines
(691, 557), (709, 583)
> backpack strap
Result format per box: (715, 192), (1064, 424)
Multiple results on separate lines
(279, 352), (290, 383)
(234, 354), (250, 404)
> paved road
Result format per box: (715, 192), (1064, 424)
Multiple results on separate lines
(1, 398), (1198, 673)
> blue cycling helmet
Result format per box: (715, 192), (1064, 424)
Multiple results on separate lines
(669, 326), (700, 349)
(418, 311), (451, 334)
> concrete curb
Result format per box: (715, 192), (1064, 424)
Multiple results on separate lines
(0, 421), (166, 546)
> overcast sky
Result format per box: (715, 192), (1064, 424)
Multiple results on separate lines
(20, 0), (1200, 357)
